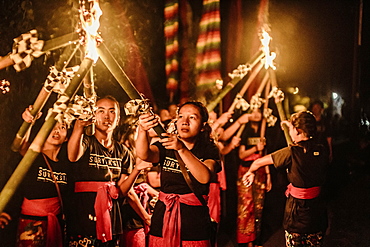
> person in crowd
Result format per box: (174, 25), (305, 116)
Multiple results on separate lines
(118, 118), (159, 247)
(0, 106), (70, 247)
(167, 103), (178, 120)
(309, 100), (333, 162)
(237, 108), (271, 247)
(136, 101), (220, 247)
(243, 111), (329, 247)
(66, 96), (151, 247)
(208, 110), (251, 246)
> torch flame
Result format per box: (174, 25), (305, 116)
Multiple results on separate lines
(260, 29), (276, 70)
(80, 0), (102, 62)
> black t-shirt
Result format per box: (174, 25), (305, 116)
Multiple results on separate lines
(6, 144), (70, 218)
(22, 144), (70, 200)
(150, 139), (220, 240)
(271, 140), (328, 188)
(67, 135), (133, 237)
(271, 139), (329, 233)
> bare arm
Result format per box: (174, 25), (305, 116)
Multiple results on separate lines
(67, 120), (90, 162)
(159, 133), (215, 184)
(219, 113), (250, 141)
(118, 159), (153, 196)
(135, 113), (160, 163)
(19, 105), (42, 156)
(239, 139), (265, 160)
(127, 188), (151, 226)
(211, 111), (232, 132)
(265, 165), (272, 192)
(218, 136), (240, 155)
(243, 154), (274, 187)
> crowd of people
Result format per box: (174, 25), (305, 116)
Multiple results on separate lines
(0, 96), (332, 247)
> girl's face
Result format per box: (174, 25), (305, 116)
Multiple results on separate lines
(248, 108), (262, 122)
(176, 104), (203, 142)
(94, 98), (119, 133)
(46, 122), (68, 146)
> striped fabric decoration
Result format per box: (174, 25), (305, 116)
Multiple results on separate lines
(195, 0), (222, 90)
(164, 0), (180, 101)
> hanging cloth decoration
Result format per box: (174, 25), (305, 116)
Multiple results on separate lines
(195, 0), (222, 94)
(9, 29), (44, 72)
(164, 0), (180, 102)
(44, 65), (80, 93)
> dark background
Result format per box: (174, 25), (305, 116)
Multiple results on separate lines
(0, 0), (369, 246)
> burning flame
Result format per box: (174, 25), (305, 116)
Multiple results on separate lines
(260, 29), (276, 70)
(79, 0), (102, 62)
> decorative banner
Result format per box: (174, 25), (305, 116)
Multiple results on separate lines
(249, 94), (265, 110)
(45, 94), (70, 124)
(268, 86), (285, 103)
(124, 99), (150, 117)
(228, 64), (252, 80)
(195, 0), (222, 89)
(233, 94), (250, 111)
(63, 95), (97, 126)
(44, 65), (79, 93)
(9, 29), (44, 72)
(263, 108), (277, 127)
(164, 0), (180, 101)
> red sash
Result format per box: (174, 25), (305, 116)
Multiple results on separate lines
(159, 191), (208, 247)
(208, 182), (221, 223)
(21, 197), (62, 247)
(285, 183), (321, 199)
(243, 153), (262, 162)
(134, 183), (149, 210)
(75, 181), (119, 243)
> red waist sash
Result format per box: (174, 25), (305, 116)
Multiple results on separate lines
(243, 153), (262, 162)
(285, 183), (321, 199)
(75, 181), (119, 243)
(158, 191), (208, 247)
(21, 197), (62, 247)
(134, 183), (149, 210)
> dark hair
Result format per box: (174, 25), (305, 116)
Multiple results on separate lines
(309, 100), (324, 110)
(177, 101), (213, 143)
(290, 111), (317, 138)
(98, 95), (120, 112)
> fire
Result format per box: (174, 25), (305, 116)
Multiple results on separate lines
(260, 29), (276, 70)
(79, 0), (102, 62)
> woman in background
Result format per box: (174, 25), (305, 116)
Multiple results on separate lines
(243, 111), (329, 247)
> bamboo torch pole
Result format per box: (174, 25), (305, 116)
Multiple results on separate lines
(83, 67), (96, 136)
(234, 72), (270, 138)
(206, 51), (264, 112)
(11, 44), (80, 152)
(0, 57), (94, 214)
(0, 32), (79, 71)
(226, 62), (264, 113)
(97, 43), (165, 135)
(268, 68), (292, 145)
(259, 80), (271, 151)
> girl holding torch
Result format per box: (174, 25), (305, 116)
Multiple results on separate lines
(0, 106), (70, 247)
(135, 101), (220, 247)
(243, 111), (329, 247)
